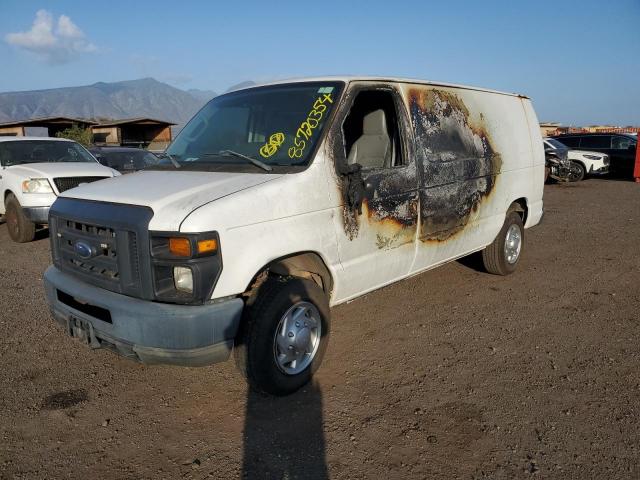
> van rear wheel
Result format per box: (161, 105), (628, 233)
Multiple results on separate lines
(5, 194), (36, 243)
(234, 276), (330, 396)
(482, 211), (524, 275)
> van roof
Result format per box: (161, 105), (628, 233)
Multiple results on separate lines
(229, 76), (529, 99)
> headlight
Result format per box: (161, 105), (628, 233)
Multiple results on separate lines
(150, 231), (222, 304)
(22, 178), (53, 194)
(173, 266), (194, 293)
(583, 154), (602, 160)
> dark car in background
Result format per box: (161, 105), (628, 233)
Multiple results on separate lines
(551, 133), (637, 178)
(89, 146), (159, 173)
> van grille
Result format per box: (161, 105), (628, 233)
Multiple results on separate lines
(49, 198), (154, 300)
(55, 219), (125, 287)
(53, 176), (109, 193)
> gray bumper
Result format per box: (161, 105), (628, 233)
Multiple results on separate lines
(23, 206), (50, 224)
(43, 266), (244, 367)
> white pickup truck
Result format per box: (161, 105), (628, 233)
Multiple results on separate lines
(43, 77), (544, 395)
(0, 137), (119, 242)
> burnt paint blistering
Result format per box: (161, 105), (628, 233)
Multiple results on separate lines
(327, 84), (419, 246)
(408, 87), (501, 242)
(330, 84), (500, 247)
(337, 165), (419, 245)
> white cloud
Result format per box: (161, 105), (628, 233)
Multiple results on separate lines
(4, 10), (97, 64)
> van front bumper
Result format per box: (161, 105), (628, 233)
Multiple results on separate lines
(43, 266), (244, 367)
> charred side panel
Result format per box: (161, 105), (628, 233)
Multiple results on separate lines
(325, 84), (419, 246)
(407, 87), (501, 241)
(361, 163), (419, 249)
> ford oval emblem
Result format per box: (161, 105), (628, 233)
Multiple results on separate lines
(74, 241), (93, 259)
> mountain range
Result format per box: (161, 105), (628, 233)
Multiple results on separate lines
(0, 78), (255, 128)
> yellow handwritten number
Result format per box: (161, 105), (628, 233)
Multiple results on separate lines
(287, 93), (333, 159)
(259, 132), (285, 158)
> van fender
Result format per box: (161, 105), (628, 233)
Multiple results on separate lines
(244, 251), (334, 300)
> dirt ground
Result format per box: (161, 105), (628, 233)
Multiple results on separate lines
(0, 178), (639, 480)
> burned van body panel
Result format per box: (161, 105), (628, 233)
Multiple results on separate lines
(326, 83), (419, 244)
(325, 79), (543, 303)
(404, 86), (501, 242)
(323, 82), (420, 300)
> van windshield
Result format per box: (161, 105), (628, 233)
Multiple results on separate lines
(0, 140), (97, 166)
(159, 82), (344, 172)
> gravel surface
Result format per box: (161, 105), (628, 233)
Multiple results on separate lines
(0, 179), (639, 479)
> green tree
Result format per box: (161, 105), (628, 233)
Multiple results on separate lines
(55, 124), (93, 147)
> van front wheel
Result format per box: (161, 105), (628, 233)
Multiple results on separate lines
(482, 211), (524, 275)
(234, 276), (330, 396)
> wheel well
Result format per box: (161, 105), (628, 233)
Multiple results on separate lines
(509, 198), (528, 225)
(249, 252), (333, 298)
(4, 190), (13, 204)
(572, 160), (586, 170)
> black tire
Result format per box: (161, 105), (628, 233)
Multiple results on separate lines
(568, 161), (585, 182)
(482, 211), (524, 276)
(234, 276), (330, 396)
(5, 194), (36, 243)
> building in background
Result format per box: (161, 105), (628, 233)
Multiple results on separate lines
(0, 116), (175, 151)
(584, 125), (640, 134)
(0, 116), (97, 137)
(540, 122), (563, 136)
(540, 122), (640, 137)
(91, 118), (175, 151)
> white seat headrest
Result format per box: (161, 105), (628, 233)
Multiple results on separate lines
(363, 110), (387, 136)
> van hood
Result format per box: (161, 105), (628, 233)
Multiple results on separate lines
(61, 170), (283, 231)
(8, 162), (118, 179)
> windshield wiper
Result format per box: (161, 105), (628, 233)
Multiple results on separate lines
(157, 152), (181, 169)
(205, 150), (273, 172)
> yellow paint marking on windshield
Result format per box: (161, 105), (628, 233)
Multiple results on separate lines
(259, 132), (285, 158)
(288, 93), (333, 159)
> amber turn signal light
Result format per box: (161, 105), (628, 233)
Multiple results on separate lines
(197, 239), (217, 254)
(169, 237), (191, 257)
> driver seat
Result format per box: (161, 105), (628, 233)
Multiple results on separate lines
(347, 109), (391, 169)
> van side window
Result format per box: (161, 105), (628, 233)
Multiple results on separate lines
(342, 90), (404, 169)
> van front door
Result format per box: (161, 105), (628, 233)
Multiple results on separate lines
(328, 85), (419, 302)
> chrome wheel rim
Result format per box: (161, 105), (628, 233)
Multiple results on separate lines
(504, 224), (522, 264)
(273, 301), (321, 375)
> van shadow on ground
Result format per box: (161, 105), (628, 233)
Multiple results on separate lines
(241, 382), (328, 480)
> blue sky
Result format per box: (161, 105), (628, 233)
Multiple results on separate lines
(0, 0), (639, 125)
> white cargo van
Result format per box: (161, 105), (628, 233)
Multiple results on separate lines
(43, 77), (544, 395)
